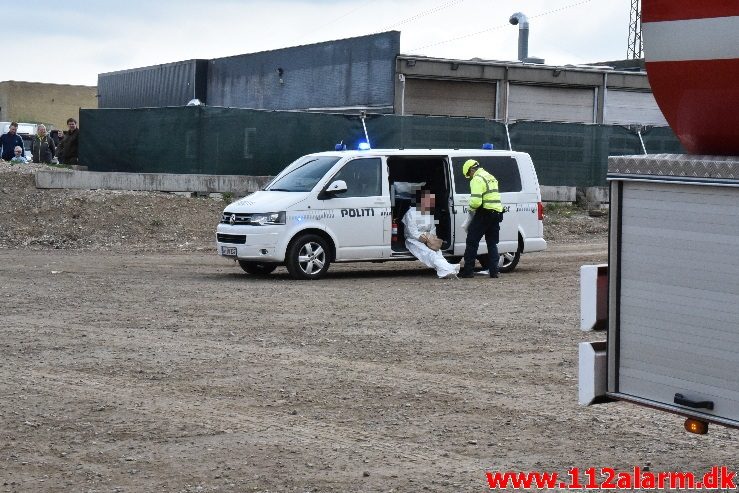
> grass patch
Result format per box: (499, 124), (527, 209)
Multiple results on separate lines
(544, 202), (581, 217)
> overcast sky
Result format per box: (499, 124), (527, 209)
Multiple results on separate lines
(6, 0), (630, 86)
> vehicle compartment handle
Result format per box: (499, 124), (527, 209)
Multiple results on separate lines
(674, 393), (714, 410)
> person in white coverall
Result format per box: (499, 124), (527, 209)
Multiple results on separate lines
(402, 190), (460, 278)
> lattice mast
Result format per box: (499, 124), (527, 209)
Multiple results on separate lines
(627, 0), (643, 59)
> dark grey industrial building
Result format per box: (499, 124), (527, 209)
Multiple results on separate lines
(98, 32), (400, 113)
(206, 33), (398, 112)
(98, 59), (209, 110)
(97, 30), (666, 126)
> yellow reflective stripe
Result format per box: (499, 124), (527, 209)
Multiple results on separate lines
(470, 172), (501, 210)
(470, 172), (499, 211)
(480, 172), (502, 211)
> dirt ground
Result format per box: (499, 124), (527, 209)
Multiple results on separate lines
(1, 166), (737, 492)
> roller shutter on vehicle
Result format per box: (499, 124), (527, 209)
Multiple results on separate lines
(404, 79), (496, 118)
(508, 84), (595, 123)
(610, 177), (739, 425)
(604, 90), (667, 126)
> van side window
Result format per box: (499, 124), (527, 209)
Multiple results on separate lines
(452, 156), (523, 194)
(331, 158), (382, 197)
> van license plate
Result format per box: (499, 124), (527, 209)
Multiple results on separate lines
(221, 246), (237, 257)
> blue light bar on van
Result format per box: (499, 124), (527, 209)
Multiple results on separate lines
(335, 143), (347, 151)
(482, 143), (494, 150)
(358, 142), (371, 150)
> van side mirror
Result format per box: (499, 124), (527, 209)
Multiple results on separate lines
(326, 180), (347, 193)
(319, 180), (348, 200)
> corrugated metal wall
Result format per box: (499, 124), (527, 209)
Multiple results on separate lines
(403, 79), (496, 118)
(206, 32), (399, 111)
(616, 181), (739, 422)
(508, 85), (596, 123)
(395, 57), (666, 126)
(604, 90), (668, 126)
(98, 60), (209, 108)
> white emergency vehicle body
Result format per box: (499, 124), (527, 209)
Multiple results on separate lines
(216, 148), (546, 279)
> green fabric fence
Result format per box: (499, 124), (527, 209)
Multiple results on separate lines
(79, 106), (682, 186)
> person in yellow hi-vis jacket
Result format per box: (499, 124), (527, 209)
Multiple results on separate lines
(458, 159), (504, 278)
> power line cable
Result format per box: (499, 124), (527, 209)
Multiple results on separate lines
(290, 1), (373, 44)
(290, 0), (465, 49)
(408, 0), (593, 52)
(528, 0), (594, 20)
(377, 0), (465, 32)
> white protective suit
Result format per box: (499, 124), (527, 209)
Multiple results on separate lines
(402, 206), (460, 278)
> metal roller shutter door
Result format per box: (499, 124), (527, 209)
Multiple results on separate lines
(604, 90), (667, 126)
(404, 79), (496, 118)
(617, 181), (739, 423)
(508, 84), (595, 123)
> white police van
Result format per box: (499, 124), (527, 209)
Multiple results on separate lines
(216, 147), (546, 279)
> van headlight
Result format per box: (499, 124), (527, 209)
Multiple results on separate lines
(250, 211), (286, 225)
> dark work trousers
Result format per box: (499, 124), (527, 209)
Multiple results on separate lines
(461, 209), (502, 277)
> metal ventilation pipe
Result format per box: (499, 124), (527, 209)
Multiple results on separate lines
(509, 12), (529, 62)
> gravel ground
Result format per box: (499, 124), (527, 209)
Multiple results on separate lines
(5, 164), (731, 493)
(0, 165), (225, 252)
(2, 246), (736, 493)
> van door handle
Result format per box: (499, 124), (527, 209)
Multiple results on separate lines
(674, 393), (714, 410)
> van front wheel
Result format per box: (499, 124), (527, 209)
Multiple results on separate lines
(286, 234), (331, 280)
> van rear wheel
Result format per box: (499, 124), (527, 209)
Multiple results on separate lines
(477, 249), (521, 273)
(498, 250), (520, 273)
(238, 260), (277, 276)
(286, 234), (331, 280)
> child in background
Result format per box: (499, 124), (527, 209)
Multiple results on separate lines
(9, 146), (28, 164)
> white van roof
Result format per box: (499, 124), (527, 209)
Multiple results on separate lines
(308, 148), (528, 158)
(0, 122), (37, 135)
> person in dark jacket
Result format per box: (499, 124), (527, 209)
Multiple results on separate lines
(31, 124), (56, 164)
(1, 122), (25, 161)
(57, 117), (79, 165)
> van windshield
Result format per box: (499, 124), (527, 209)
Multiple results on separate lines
(266, 156), (341, 192)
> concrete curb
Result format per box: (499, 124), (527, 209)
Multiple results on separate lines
(35, 170), (272, 196)
(541, 186), (576, 202)
(541, 186), (610, 204)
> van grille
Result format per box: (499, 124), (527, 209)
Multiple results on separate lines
(220, 212), (253, 225)
(217, 233), (246, 244)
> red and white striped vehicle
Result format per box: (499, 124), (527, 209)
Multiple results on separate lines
(642, 0), (739, 155)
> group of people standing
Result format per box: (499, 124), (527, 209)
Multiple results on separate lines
(403, 159), (504, 279)
(0, 118), (79, 165)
